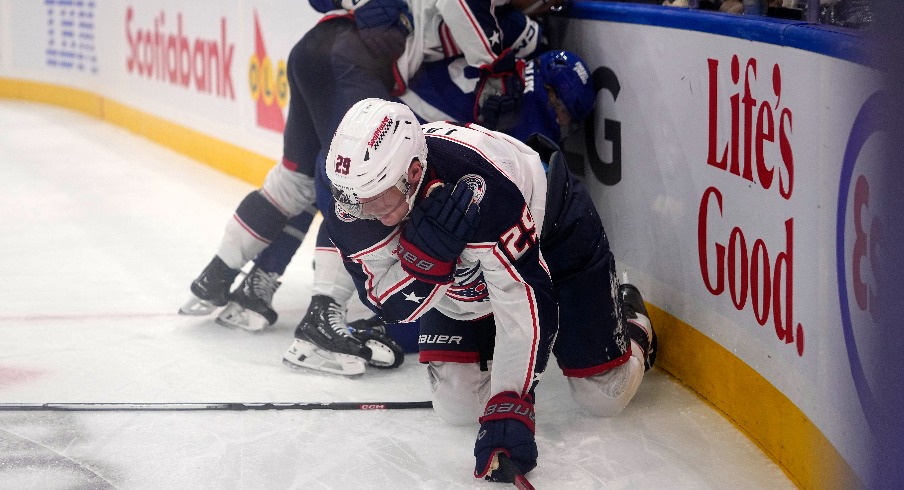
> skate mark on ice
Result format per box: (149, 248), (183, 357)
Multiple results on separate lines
(0, 424), (118, 488)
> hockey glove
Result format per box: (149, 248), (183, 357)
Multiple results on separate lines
(353, 0), (413, 60)
(474, 49), (526, 128)
(474, 392), (538, 482)
(479, 94), (522, 133)
(307, 0), (336, 14)
(348, 317), (405, 369)
(398, 182), (480, 284)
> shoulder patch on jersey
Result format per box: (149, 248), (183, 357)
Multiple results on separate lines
(334, 202), (357, 223)
(458, 174), (486, 205)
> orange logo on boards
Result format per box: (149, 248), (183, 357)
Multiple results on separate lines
(248, 10), (287, 133)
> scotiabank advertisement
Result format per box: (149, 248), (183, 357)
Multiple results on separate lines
(558, 18), (882, 482)
(0, 0), (321, 159)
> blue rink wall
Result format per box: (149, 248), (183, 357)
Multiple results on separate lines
(0, 1), (883, 488)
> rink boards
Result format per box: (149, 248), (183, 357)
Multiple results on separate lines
(0, 1), (884, 488)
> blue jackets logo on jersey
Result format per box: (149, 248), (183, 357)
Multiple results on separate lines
(458, 174), (486, 205)
(447, 266), (489, 303)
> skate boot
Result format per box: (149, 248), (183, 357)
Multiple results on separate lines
(620, 283), (657, 371)
(348, 316), (405, 369)
(216, 266), (281, 332)
(179, 256), (240, 316)
(282, 295), (372, 377)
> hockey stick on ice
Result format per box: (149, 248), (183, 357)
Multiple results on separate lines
(0, 401), (432, 412)
(491, 452), (536, 490)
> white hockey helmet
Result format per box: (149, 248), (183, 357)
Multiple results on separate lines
(327, 98), (428, 218)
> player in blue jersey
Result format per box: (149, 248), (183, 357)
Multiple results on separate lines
(321, 98), (656, 482)
(400, 49), (594, 143)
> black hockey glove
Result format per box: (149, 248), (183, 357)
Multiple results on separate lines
(354, 0), (413, 60)
(347, 317), (405, 369)
(474, 49), (526, 127)
(479, 94), (524, 133)
(398, 182), (480, 284)
(474, 392), (538, 482)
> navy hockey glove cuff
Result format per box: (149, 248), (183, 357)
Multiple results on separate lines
(353, 0), (413, 59)
(399, 182), (479, 284)
(474, 392), (538, 481)
(308, 0), (336, 14)
(474, 49), (526, 126)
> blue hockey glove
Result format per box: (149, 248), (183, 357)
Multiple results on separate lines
(474, 392), (538, 482)
(307, 0), (336, 14)
(354, 0), (413, 59)
(474, 49), (526, 126)
(398, 182), (480, 284)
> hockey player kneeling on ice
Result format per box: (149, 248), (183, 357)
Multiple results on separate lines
(176, 0), (529, 371)
(280, 49), (601, 377)
(322, 99), (657, 482)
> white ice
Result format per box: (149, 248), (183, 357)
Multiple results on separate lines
(0, 100), (794, 489)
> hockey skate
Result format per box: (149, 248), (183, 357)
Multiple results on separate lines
(215, 266), (281, 332)
(282, 295), (372, 377)
(620, 283), (658, 371)
(348, 316), (405, 369)
(179, 256), (240, 316)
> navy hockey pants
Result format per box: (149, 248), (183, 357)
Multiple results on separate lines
(283, 17), (396, 176)
(417, 154), (629, 378)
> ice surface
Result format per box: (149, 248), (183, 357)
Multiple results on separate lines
(0, 100), (794, 489)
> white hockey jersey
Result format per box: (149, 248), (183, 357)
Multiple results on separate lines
(324, 121), (557, 398)
(392, 0), (503, 93)
(325, 0), (540, 95)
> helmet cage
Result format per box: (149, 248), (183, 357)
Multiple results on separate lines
(331, 174), (411, 220)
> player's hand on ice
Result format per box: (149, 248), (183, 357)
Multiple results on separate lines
(474, 49), (526, 126)
(398, 181), (480, 284)
(474, 391), (538, 482)
(353, 0), (413, 59)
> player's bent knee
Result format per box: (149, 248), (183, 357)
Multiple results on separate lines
(567, 356), (644, 417)
(261, 163), (316, 215)
(426, 362), (488, 425)
(234, 191), (288, 240)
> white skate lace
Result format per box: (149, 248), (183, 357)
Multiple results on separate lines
(325, 302), (353, 339)
(249, 269), (280, 303)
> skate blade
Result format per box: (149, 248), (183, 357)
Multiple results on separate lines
(364, 340), (400, 368)
(215, 303), (270, 333)
(178, 296), (220, 316)
(627, 314), (655, 371)
(282, 339), (365, 377)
